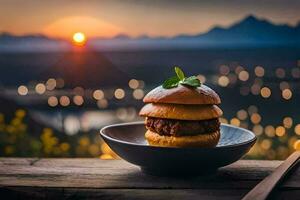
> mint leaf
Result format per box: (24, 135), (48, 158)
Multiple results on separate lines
(162, 67), (201, 89)
(175, 66), (185, 80)
(181, 76), (201, 87)
(162, 76), (180, 89)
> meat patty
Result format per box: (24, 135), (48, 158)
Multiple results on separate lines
(145, 117), (220, 136)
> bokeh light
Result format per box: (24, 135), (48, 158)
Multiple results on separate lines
(265, 125), (275, 137)
(261, 139), (272, 150)
(17, 85), (28, 96)
(253, 125), (263, 135)
(254, 66), (265, 77)
(260, 87), (271, 98)
(197, 74), (206, 83)
(237, 109), (248, 120)
(275, 126), (286, 137)
(218, 76), (229, 87)
(282, 89), (292, 100)
(230, 118), (240, 126)
(251, 113), (261, 124)
(294, 140), (300, 150)
(283, 117), (293, 129)
(59, 96), (70, 107)
(294, 124), (300, 135)
(97, 99), (108, 108)
(93, 90), (104, 100)
(73, 95), (84, 106)
(48, 96), (58, 107)
(46, 78), (56, 91)
(114, 88), (125, 99)
(35, 83), (46, 94)
(133, 89), (144, 100)
(128, 79), (139, 89)
(238, 70), (249, 81)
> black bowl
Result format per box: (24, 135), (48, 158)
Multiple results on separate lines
(100, 122), (256, 176)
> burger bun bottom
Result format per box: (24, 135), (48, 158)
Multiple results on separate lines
(145, 130), (220, 148)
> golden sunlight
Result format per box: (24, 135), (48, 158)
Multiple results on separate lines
(43, 16), (122, 39)
(73, 32), (86, 45)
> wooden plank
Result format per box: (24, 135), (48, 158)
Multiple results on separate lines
(0, 158), (39, 166)
(1, 187), (299, 200)
(0, 158), (299, 190)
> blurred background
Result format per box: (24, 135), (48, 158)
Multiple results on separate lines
(0, 0), (300, 160)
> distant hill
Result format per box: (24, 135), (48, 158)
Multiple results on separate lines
(0, 15), (300, 51)
(187, 15), (300, 45)
(0, 33), (71, 52)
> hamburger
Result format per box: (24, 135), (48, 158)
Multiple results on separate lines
(139, 67), (222, 148)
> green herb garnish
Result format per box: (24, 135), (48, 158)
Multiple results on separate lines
(162, 66), (201, 89)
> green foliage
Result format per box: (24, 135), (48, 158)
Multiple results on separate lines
(162, 66), (201, 89)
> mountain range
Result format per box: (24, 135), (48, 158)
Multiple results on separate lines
(1, 15), (300, 51)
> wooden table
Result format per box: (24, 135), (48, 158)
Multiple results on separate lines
(0, 158), (299, 200)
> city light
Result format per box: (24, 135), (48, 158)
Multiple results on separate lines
(253, 125), (263, 135)
(218, 76), (229, 87)
(132, 89), (144, 100)
(35, 83), (46, 94)
(114, 88), (125, 99)
(265, 125), (275, 137)
(60, 96), (70, 107)
(230, 118), (240, 126)
(294, 124), (300, 135)
(251, 113), (261, 124)
(254, 66), (265, 77)
(93, 90), (104, 100)
(197, 74), (206, 83)
(128, 79), (139, 89)
(97, 99), (108, 108)
(282, 89), (292, 100)
(237, 109), (248, 120)
(260, 87), (271, 98)
(238, 70), (249, 81)
(48, 96), (58, 107)
(275, 126), (286, 137)
(17, 85), (28, 96)
(283, 117), (293, 129)
(73, 95), (84, 106)
(46, 78), (56, 91)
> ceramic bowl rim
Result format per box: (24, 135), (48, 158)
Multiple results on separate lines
(100, 121), (257, 150)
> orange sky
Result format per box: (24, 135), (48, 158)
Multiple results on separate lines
(0, 0), (299, 39)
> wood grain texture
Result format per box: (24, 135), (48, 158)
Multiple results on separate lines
(242, 151), (300, 200)
(0, 158), (299, 200)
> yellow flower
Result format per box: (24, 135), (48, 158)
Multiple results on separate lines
(79, 137), (90, 147)
(11, 118), (21, 126)
(60, 143), (70, 152)
(15, 109), (26, 118)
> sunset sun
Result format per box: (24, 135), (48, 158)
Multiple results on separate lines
(72, 32), (86, 45)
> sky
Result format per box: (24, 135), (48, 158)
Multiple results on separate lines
(1, 0), (300, 39)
